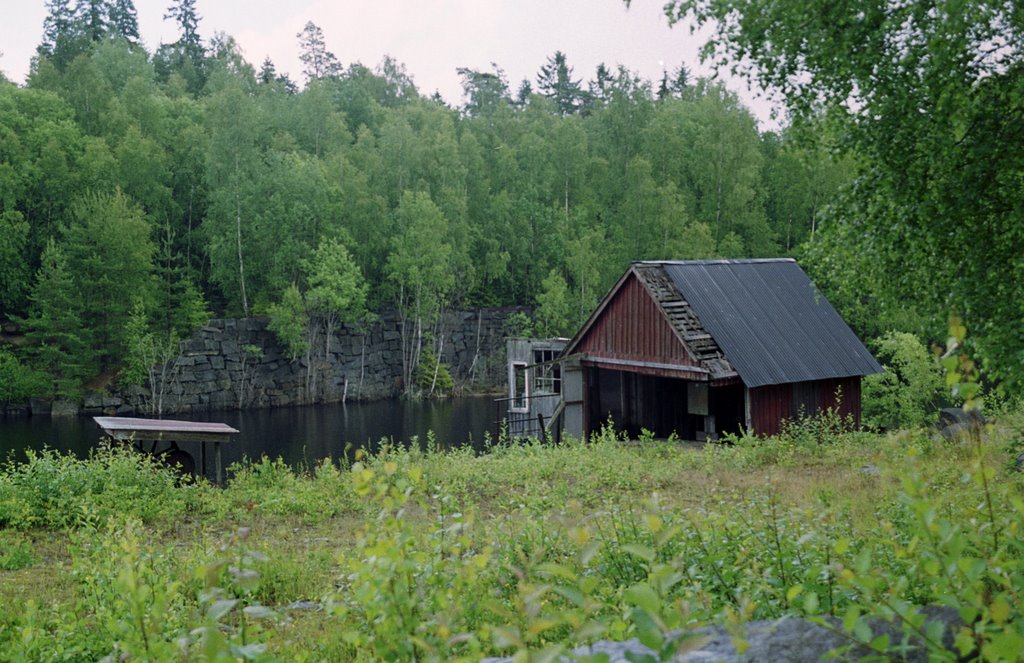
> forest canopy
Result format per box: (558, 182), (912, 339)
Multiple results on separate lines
(2, 0), (1017, 396)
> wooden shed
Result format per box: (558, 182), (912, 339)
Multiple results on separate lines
(559, 259), (882, 440)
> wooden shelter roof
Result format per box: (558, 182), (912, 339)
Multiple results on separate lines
(94, 417), (239, 442)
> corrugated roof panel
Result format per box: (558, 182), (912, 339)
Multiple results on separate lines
(660, 260), (882, 388)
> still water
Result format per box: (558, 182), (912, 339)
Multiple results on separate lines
(0, 397), (500, 473)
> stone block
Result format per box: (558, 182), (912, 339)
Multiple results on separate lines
(83, 392), (104, 409)
(210, 356), (225, 370)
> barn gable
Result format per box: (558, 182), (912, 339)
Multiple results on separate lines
(570, 271), (704, 379)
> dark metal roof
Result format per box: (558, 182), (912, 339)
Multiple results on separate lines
(652, 259), (882, 388)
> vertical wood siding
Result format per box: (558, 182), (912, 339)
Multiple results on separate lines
(750, 376), (862, 436)
(575, 274), (698, 368)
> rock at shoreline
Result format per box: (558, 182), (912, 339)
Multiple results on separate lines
(482, 608), (960, 662)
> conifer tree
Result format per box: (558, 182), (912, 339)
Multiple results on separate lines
(108, 0), (140, 43)
(297, 21), (341, 84)
(75, 0), (108, 43)
(23, 238), (91, 396)
(537, 51), (587, 115)
(38, 0), (85, 69)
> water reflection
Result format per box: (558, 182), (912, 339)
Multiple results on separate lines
(0, 397), (498, 474)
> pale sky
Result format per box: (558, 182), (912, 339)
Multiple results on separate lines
(0, 0), (782, 126)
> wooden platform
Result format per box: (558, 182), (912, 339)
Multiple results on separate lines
(94, 416), (239, 483)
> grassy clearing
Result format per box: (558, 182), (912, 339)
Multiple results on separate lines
(1, 413), (1023, 661)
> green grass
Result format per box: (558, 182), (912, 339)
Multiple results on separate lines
(1, 413), (1022, 661)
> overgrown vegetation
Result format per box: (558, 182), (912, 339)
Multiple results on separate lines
(1, 0), (856, 402)
(2, 405), (1023, 660)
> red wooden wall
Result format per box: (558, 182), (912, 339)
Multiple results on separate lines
(575, 273), (699, 368)
(749, 376), (861, 437)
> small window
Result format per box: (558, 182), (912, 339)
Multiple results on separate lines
(510, 362), (528, 412)
(532, 349), (561, 394)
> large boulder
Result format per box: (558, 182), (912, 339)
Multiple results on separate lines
(483, 608), (959, 662)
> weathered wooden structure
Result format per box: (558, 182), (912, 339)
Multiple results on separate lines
(499, 338), (569, 438)
(93, 416), (239, 483)
(557, 259), (882, 440)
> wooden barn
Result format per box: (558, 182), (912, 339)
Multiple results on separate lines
(557, 259), (882, 440)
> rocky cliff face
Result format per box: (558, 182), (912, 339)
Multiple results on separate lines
(44, 307), (528, 417)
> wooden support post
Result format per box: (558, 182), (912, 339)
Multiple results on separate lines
(200, 442), (207, 480)
(215, 441), (223, 485)
(537, 413), (545, 439)
(744, 387), (753, 434)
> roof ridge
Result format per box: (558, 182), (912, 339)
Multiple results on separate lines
(634, 258), (797, 266)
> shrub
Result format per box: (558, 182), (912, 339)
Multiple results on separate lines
(416, 344), (454, 396)
(0, 446), (194, 529)
(863, 331), (944, 430)
(0, 349), (49, 402)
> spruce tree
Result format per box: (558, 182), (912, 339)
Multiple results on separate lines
(108, 0), (140, 43)
(537, 51), (586, 115)
(23, 238), (91, 397)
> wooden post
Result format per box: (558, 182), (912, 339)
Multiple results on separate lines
(744, 387), (753, 434)
(537, 413), (545, 439)
(215, 441), (223, 485)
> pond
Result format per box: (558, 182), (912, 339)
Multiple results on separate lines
(0, 396), (501, 476)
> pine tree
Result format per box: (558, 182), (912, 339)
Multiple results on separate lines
(108, 0), (140, 43)
(258, 56), (277, 84)
(38, 0), (85, 69)
(161, 0), (206, 94)
(588, 63), (614, 104)
(23, 238), (91, 397)
(537, 51), (586, 115)
(165, 0), (201, 53)
(75, 0), (108, 43)
(514, 78), (532, 107)
(297, 21), (341, 84)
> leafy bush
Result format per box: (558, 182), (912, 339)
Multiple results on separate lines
(0, 349), (49, 402)
(863, 331), (944, 430)
(266, 284), (308, 362)
(330, 461), (489, 661)
(416, 344), (454, 396)
(0, 446), (197, 529)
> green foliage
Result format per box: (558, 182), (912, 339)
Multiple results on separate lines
(4, 413), (1024, 659)
(0, 531), (34, 571)
(535, 268), (572, 337)
(266, 284), (308, 362)
(664, 0), (1024, 390)
(416, 344), (454, 396)
(120, 297), (153, 387)
(21, 237), (91, 397)
(5, 32), (872, 393)
(0, 211), (30, 312)
(0, 349), (49, 402)
(304, 237), (367, 324)
(863, 332), (945, 430)
(331, 461), (488, 661)
(0, 446), (196, 529)
(63, 189), (156, 371)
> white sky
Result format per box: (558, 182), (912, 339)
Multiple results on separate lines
(0, 0), (781, 127)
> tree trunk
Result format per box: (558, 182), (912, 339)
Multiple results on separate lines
(234, 191), (249, 316)
(429, 332), (444, 396)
